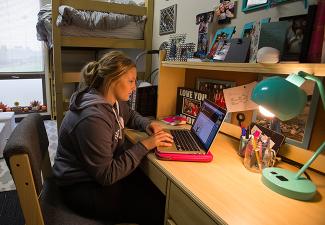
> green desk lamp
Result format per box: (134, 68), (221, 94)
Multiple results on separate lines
(251, 71), (325, 201)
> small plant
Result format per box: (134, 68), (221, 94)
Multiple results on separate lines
(30, 100), (41, 107)
(14, 101), (20, 107)
(0, 102), (8, 112)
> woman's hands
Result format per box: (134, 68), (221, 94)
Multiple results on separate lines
(146, 121), (164, 134)
(141, 130), (174, 151)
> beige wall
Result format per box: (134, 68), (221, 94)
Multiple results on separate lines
(151, 0), (317, 77)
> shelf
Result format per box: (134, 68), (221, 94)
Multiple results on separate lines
(161, 61), (325, 76)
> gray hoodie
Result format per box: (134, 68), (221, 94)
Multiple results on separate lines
(53, 88), (151, 186)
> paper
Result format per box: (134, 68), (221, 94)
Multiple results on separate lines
(223, 82), (259, 112)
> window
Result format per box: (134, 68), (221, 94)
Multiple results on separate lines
(0, 0), (43, 72)
(0, 74), (46, 108)
(0, 0), (46, 110)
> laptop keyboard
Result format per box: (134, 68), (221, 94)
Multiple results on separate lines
(170, 130), (201, 151)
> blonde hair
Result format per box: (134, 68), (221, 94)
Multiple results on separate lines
(80, 51), (136, 94)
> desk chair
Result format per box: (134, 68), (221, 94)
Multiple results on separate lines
(3, 114), (136, 225)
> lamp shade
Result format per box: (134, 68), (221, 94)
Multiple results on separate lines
(251, 76), (307, 121)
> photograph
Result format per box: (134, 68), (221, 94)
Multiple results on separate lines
(196, 78), (235, 122)
(212, 40), (231, 61)
(207, 26), (235, 59)
(215, 1), (236, 24)
(253, 79), (320, 148)
(196, 33), (209, 57)
(166, 33), (186, 61)
(279, 14), (308, 61)
(182, 97), (201, 117)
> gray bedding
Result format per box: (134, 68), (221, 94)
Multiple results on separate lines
(36, 3), (146, 47)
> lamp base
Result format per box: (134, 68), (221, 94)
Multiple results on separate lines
(262, 167), (316, 201)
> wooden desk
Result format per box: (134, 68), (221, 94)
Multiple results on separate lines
(125, 129), (325, 225)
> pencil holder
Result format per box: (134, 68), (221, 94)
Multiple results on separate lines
(243, 137), (276, 173)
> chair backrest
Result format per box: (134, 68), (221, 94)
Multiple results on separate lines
(3, 113), (52, 225)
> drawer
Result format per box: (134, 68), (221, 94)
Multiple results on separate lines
(168, 183), (218, 225)
(140, 158), (167, 195)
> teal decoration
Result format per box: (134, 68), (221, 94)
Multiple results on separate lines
(251, 76), (307, 121)
(242, 0), (304, 13)
(262, 168), (316, 201)
(256, 71), (325, 201)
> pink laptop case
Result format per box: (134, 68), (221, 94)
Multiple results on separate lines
(155, 149), (213, 162)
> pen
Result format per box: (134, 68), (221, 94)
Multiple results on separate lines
(255, 141), (263, 172)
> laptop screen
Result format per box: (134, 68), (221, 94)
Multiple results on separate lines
(191, 100), (227, 150)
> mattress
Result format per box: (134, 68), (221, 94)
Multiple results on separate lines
(36, 3), (146, 48)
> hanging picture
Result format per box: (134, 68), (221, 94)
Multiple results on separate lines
(195, 11), (214, 58)
(253, 78), (320, 149)
(196, 78), (236, 122)
(215, 1), (237, 24)
(159, 4), (177, 35)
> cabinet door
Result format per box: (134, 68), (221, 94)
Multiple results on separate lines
(168, 183), (220, 225)
(140, 157), (168, 195)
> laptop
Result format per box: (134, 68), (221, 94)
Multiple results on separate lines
(157, 99), (227, 155)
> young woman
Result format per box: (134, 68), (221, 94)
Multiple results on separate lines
(53, 51), (173, 225)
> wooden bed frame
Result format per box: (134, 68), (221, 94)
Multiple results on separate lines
(51, 0), (154, 127)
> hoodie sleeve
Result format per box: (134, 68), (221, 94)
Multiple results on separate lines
(74, 116), (148, 185)
(119, 101), (152, 131)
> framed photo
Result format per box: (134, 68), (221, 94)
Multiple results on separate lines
(240, 21), (255, 38)
(176, 43), (196, 61)
(253, 78), (320, 149)
(196, 78), (236, 122)
(207, 26), (235, 59)
(279, 14), (309, 61)
(166, 33), (186, 61)
(159, 4), (177, 35)
(242, 0), (269, 12)
(176, 87), (208, 125)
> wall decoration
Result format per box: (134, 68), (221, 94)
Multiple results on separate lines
(159, 4), (177, 35)
(176, 87), (208, 125)
(196, 78), (236, 122)
(207, 26), (236, 59)
(166, 33), (186, 61)
(215, 1), (237, 24)
(242, 0), (305, 13)
(176, 43), (196, 61)
(195, 11), (214, 58)
(253, 78), (320, 149)
(242, 0), (269, 12)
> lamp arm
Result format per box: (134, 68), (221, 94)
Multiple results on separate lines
(298, 71), (325, 111)
(295, 141), (325, 179)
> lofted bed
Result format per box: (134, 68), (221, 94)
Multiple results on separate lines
(48, 0), (154, 127)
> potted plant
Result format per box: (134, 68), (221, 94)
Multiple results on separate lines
(0, 102), (7, 112)
(30, 100), (41, 111)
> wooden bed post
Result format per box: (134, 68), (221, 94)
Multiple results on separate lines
(52, 0), (64, 129)
(144, 0), (154, 82)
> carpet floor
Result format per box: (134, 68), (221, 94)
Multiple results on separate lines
(0, 190), (24, 225)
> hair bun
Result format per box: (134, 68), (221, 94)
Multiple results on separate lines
(81, 61), (100, 86)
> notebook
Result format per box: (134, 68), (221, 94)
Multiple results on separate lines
(156, 99), (227, 158)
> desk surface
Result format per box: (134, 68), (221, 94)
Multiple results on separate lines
(125, 129), (325, 225)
